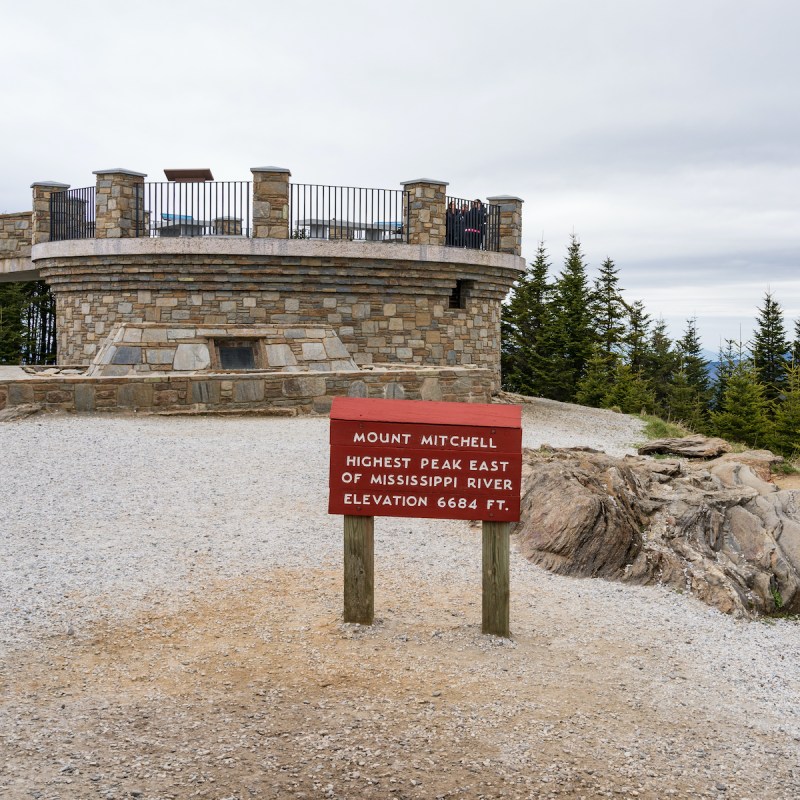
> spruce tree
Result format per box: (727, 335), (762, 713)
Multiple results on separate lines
(501, 241), (555, 396)
(548, 234), (595, 402)
(644, 317), (679, 415)
(21, 281), (57, 364)
(770, 363), (800, 456)
(591, 257), (626, 361)
(0, 283), (25, 365)
(675, 317), (710, 396)
(751, 290), (790, 402)
(792, 319), (800, 365)
(670, 317), (710, 427)
(575, 348), (615, 408)
(624, 300), (651, 373)
(712, 339), (740, 412)
(712, 359), (773, 448)
(602, 362), (655, 415)
(666, 370), (708, 431)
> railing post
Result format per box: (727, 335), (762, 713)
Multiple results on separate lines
(93, 168), (147, 239)
(31, 181), (70, 244)
(400, 178), (448, 246)
(486, 195), (524, 256)
(251, 166), (291, 239)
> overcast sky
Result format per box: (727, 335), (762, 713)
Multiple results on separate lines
(2, 0), (798, 354)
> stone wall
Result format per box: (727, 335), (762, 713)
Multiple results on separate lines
(0, 212), (32, 260)
(39, 249), (515, 390)
(0, 365), (493, 415)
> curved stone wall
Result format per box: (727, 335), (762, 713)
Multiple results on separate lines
(33, 239), (525, 387)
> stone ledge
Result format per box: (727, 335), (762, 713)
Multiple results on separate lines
(92, 168), (147, 177)
(32, 237), (525, 273)
(0, 366), (494, 415)
(0, 256), (38, 282)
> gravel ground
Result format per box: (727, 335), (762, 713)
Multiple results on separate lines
(1, 402), (799, 799)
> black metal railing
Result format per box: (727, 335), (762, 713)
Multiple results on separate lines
(135, 181), (252, 237)
(444, 196), (500, 252)
(50, 187), (96, 241)
(289, 184), (408, 243)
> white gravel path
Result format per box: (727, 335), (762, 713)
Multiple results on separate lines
(2, 403), (799, 798)
(2, 402), (642, 652)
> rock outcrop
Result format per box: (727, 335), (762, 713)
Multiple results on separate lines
(637, 434), (731, 458)
(515, 447), (800, 617)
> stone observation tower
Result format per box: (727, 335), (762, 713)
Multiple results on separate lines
(0, 167), (524, 414)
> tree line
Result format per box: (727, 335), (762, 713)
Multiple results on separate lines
(0, 282), (57, 365)
(502, 235), (800, 457)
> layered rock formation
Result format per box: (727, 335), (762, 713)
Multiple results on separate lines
(515, 446), (800, 617)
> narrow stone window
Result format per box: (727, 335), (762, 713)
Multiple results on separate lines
(449, 279), (473, 310)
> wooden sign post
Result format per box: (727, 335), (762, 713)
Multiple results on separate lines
(329, 397), (522, 637)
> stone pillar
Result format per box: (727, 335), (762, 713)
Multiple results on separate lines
(486, 195), (523, 256)
(400, 179), (448, 246)
(93, 168), (147, 239)
(213, 216), (243, 235)
(251, 167), (291, 239)
(31, 181), (70, 244)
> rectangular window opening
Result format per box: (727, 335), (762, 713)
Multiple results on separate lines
(216, 340), (258, 370)
(449, 279), (473, 310)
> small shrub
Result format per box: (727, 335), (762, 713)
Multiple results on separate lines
(772, 461), (799, 476)
(637, 414), (691, 440)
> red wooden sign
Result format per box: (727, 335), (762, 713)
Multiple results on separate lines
(328, 397), (522, 521)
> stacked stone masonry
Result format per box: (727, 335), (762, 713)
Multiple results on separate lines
(487, 196), (524, 255)
(40, 251), (514, 390)
(13, 167), (524, 414)
(252, 168), (290, 239)
(0, 366), (492, 415)
(94, 170), (146, 239)
(401, 180), (447, 246)
(0, 212), (32, 259)
(31, 182), (70, 245)
(88, 323), (357, 377)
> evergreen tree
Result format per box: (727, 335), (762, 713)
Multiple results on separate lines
(591, 257), (626, 361)
(643, 317), (679, 415)
(751, 291), (790, 402)
(602, 362), (655, 415)
(669, 317), (710, 427)
(666, 370), (708, 431)
(0, 283), (25, 364)
(624, 300), (651, 373)
(21, 281), (57, 364)
(712, 339), (740, 412)
(0, 281), (57, 365)
(770, 363), (800, 456)
(675, 317), (710, 396)
(792, 318), (800, 365)
(712, 359), (773, 448)
(575, 347), (615, 408)
(501, 241), (555, 395)
(548, 234), (595, 401)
